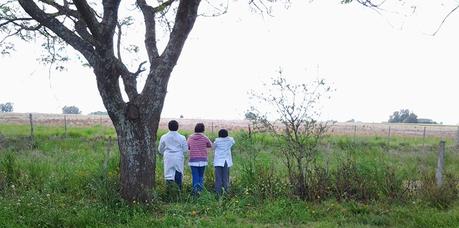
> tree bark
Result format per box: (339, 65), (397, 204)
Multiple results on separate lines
(116, 117), (156, 202)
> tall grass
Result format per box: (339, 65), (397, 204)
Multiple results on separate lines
(0, 124), (458, 226)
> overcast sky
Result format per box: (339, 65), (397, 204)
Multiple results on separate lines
(1, 0), (459, 124)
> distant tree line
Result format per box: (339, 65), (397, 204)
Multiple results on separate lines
(389, 109), (437, 124)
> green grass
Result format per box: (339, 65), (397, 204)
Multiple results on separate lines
(0, 124), (458, 227)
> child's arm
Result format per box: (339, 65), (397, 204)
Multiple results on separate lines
(206, 137), (212, 148)
(181, 136), (188, 156)
(158, 137), (165, 156)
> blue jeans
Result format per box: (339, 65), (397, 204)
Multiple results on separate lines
(190, 166), (206, 192)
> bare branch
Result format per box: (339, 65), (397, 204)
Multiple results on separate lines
(0, 17), (34, 28)
(134, 61), (148, 77)
(432, 4), (459, 36)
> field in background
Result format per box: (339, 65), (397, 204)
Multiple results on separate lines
(1, 112), (457, 139)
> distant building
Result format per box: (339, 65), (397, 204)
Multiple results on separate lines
(417, 118), (436, 124)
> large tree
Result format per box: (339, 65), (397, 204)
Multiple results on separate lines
(0, 0), (203, 202)
(0, 0), (287, 202)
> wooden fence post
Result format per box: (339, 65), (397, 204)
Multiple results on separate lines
(248, 124), (252, 138)
(29, 113), (34, 148)
(455, 126), (459, 148)
(104, 136), (112, 173)
(64, 115), (67, 138)
(422, 126), (426, 153)
(387, 126), (391, 147)
(435, 140), (446, 187)
(353, 125), (357, 142)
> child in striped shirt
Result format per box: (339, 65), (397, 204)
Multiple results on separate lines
(187, 123), (212, 194)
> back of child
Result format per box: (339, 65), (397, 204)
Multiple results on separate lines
(213, 129), (235, 195)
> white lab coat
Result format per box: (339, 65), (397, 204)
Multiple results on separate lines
(213, 137), (235, 167)
(158, 131), (188, 180)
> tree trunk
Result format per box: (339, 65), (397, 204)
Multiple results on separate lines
(94, 63), (166, 203)
(115, 117), (157, 202)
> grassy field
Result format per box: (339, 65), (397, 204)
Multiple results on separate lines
(0, 124), (458, 227)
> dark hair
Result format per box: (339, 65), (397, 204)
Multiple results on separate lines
(194, 123), (205, 133)
(168, 120), (179, 131)
(218, 129), (228, 138)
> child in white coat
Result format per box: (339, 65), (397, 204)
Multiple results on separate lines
(158, 120), (187, 190)
(213, 129), (235, 194)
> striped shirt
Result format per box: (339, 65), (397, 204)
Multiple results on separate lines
(187, 133), (212, 164)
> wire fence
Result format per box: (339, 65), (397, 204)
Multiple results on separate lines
(0, 113), (458, 143)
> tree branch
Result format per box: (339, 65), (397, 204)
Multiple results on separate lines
(101, 0), (121, 44)
(18, 0), (96, 65)
(75, 19), (96, 46)
(38, 0), (80, 19)
(432, 4), (459, 36)
(154, 0), (176, 13)
(0, 17), (34, 28)
(117, 60), (147, 101)
(116, 22), (122, 62)
(159, 0), (200, 71)
(73, 0), (101, 40)
(136, 0), (160, 64)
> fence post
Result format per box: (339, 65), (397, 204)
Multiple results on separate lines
(64, 115), (67, 138)
(29, 113), (34, 147)
(456, 126), (459, 148)
(435, 140), (446, 187)
(104, 136), (112, 173)
(353, 125), (357, 142)
(387, 126), (391, 147)
(422, 126), (426, 153)
(248, 124), (252, 138)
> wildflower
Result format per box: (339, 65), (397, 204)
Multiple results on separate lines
(191, 210), (197, 216)
(10, 184), (15, 189)
(46, 194), (50, 197)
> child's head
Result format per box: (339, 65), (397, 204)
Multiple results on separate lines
(194, 123), (205, 133)
(168, 120), (179, 131)
(218, 129), (228, 138)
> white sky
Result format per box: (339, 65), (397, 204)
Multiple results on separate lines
(1, 0), (459, 124)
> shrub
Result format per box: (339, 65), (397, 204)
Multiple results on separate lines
(238, 157), (288, 200)
(418, 172), (459, 209)
(333, 158), (380, 202)
(247, 70), (333, 200)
